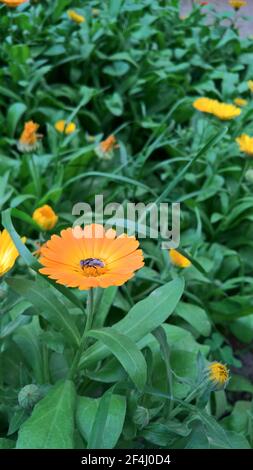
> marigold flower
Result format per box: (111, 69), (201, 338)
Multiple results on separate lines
(236, 134), (253, 156)
(193, 97), (241, 120)
(229, 0), (247, 9)
(247, 80), (253, 93)
(0, 0), (28, 7)
(208, 362), (229, 388)
(67, 10), (85, 24)
(169, 249), (191, 268)
(0, 229), (26, 277)
(39, 224), (144, 290)
(54, 120), (76, 135)
(32, 205), (58, 231)
(95, 135), (118, 160)
(18, 121), (41, 153)
(234, 98), (248, 107)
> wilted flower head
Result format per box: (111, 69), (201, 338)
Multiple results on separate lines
(229, 0), (247, 9)
(0, 0), (28, 7)
(208, 362), (229, 389)
(18, 121), (41, 153)
(67, 10), (85, 24)
(169, 249), (191, 268)
(236, 134), (253, 156)
(95, 135), (117, 160)
(234, 98), (248, 107)
(32, 205), (58, 231)
(0, 229), (26, 277)
(54, 120), (76, 135)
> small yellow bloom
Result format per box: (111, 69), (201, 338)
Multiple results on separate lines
(67, 10), (85, 24)
(91, 8), (100, 16)
(229, 0), (247, 9)
(169, 249), (191, 268)
(234, 98), (248, 107)
(208, 362), (229, 388)
(0, 229), (26, 277)
(247, 80), (253, 93)
(95, 135), (118, 160)
(54, 120), (76, 135)
(193, 97), (241, 120)
(0, 0), (28, 7)
(32, 205), (58, 231)
(236, 134), (253, 156)
(18, 121), (41, 153)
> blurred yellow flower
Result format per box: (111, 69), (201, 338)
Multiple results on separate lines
(193, 97), (241, 120)
(229, 0), (247, 9)
(234, 98), (248, 107)
(236, 134), (253, 156)
(92, 8), (100, 16)
(169, 249), (191, 268)
(0, 229), (26, 277)
(247, 80), (253, 92)
(0, 0), (28, 7)
(54, 120), (76, 135)
(32, 205), (58, 231)
(208, 362), (229, 388)
(193, 97), (217, 114)
(67, 10), (85, 24)
(18, 121), (41, 153)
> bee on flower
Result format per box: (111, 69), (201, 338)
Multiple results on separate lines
(0, 229), (26, 277)
(17, 121), (42, 153)
(95, 135), (118, 160)
(54, 120), (76, 135)
(32, 205), (58, 231)
(169, 249), (191, 268)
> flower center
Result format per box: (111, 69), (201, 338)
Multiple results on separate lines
(80, 258), (106, 277)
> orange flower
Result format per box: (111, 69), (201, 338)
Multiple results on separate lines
(39, 224), (144, 290)
(169, 249), (191, 268)
(18, 121), (41, 152)
(96, 135), (117, 159)
(0, 0), (28, 7)
(32, 205), (58, 231)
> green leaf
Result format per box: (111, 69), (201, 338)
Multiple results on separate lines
(16, 380), (76, 449)
(0, 438), (15, 449)
(79, 278), (184, 369)
(7, 277), (81, 348)
(176, 302), (211, 337)
(86, 328), (147, 390)
(7, 102), (27, 137)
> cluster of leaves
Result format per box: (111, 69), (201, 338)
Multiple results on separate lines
(0, 0), (253, 449)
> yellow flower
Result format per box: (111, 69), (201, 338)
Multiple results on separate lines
(54, 120), (76, 135)
(208, 362), (229, 388)
(193, 97), (241, 120)
(32, 205), (58, 231)
(92, 8), (100, 16)
(0, 0), (28, 7)
(0, 229), (26, 277)
(169, 249), (191, 268)
(229, 0), (247, 9)
(234, 98), (248, 107)
(67, 10), (85, 24)
(18, 121), (42, 153)
(236, 134), (253, 156)
(247, 80), (253, 93)
(193, 97), (217, 114)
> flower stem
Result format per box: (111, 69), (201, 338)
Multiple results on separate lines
(68, 288), (95, 380)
